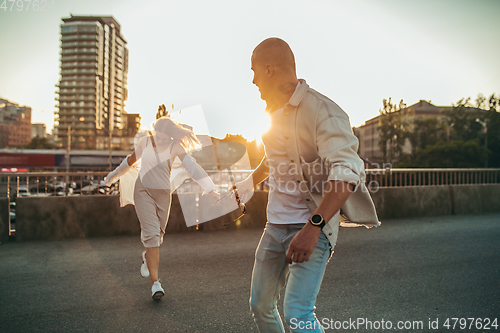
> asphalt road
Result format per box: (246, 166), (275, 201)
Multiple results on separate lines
(0, 213), (499, 332)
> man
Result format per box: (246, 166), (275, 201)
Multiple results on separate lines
(239, 37), (378, 332)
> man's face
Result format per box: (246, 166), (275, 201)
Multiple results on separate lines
(251, 54), (272, 102)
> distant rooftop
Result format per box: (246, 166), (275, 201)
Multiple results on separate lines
(62, 14), (126, 42)
(358, 100), (483, 127)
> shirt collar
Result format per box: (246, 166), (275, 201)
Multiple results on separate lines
(288, 79), (308, 107)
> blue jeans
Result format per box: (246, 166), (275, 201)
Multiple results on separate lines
(249, 223), (332, 333)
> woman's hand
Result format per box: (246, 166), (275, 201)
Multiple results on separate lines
(104, 171), (119, 187)
(104, 155), (133, 186)
(207, 187), (221, 202)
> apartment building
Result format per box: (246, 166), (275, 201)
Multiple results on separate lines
(55, 15), (129, 150)
(32, 123), (47, 138)
(356, 100), (452, 162)
(0, 98), (32, 148)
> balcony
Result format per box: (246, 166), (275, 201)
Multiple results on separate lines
(55, 132), (96, 138)
(58, 105), (96, 110)
(61, 63), (98, 69)
(61, 34), (99, 42)
(61, 69), (97, 75)
(59, 77), (97, 83)
(55, 123), (96, 130)
(58, 89), (96, 95)
(61, 48), (98, 56)
(61, 41), (99, 48)
(55, 110), (95, 116)
(61, 55), (98, 63)
(57, 83), (96, 88)
(58, 96), (96, 102)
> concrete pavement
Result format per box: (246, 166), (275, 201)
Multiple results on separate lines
(0, 213), (499, 332)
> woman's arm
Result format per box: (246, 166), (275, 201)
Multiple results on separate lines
(104, 136), (145, 186)
(171, 142), (217, 194)
(128, 136), (147, 165)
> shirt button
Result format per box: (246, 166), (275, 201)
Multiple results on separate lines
(284, 136), (289, 140)
(290, 159), (294, 163)
(285, 111), (289, 116)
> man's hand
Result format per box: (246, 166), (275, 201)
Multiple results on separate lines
(286, 222), (321, 264)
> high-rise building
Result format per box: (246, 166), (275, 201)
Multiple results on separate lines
(55, 15), (128, 150)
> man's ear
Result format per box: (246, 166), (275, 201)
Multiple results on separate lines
(266, 64), (274, 77)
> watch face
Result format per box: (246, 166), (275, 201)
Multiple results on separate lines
(311, 214), (322, 224)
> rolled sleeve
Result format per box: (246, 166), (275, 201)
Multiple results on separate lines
(316, 108), (365, 188)
(328, 165), (360, 186)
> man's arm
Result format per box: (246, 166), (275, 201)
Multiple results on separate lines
(285, 180), (353, 264)
(250, 156), (270, 186)
(234, 156), (269, 202)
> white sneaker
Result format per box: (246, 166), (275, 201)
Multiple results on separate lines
(151, 281), (165, 300)
(141, 251), (149, 278)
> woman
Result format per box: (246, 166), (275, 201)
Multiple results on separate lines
(105, 116), (219, 300)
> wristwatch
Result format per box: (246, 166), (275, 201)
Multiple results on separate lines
(308, 214), (325, 229)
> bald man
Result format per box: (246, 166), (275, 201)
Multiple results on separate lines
(239, 38), (371, 332)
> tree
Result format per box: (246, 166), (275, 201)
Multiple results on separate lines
(445, 94), (500, 167)
(156, 104), (169, 119)
(406, 116), (446, 154)
(397, 93), (500, 168)
(483, 94), (500, 167)
(21, 137), (55, 149)
(221, 134), (265, 169)
(475, 93), (487, 109)
(397, 140), (488, 168)
(443, 97), (483, 142)
(378, 98), (408, 164)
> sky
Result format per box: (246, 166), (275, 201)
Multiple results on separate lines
(0, 0), (499, 140)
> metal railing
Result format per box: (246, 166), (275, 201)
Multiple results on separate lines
(2, 168), (499, 236)
(0, 170), (255, 199)
(365, 168), (500, 188)
(1, 168), (499, 199)
(1, 171), (110, 199)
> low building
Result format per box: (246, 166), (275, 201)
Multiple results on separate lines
(355, 100), (484, 163)
(32, 123), (47, 138)
(0, 98), (32, 148)
(95, 112), (140, 151)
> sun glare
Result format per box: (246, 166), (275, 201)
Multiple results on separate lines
(257, 112), (271, 145)
(240, 111), (271, 144)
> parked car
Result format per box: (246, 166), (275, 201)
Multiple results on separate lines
(17, 185), (31, 197)
(10, 211), (15, 226)
(9, 202), (15, 228)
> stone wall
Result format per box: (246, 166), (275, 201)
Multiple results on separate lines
(0, 198), (9, 243)
(5, 184), (500, 242)
(14, 192), (269, 242)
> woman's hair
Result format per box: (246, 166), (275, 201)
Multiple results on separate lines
(153, 116), (200, 150)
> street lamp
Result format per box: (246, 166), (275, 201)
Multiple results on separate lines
(476, 118), (488, 168)
(65, 116), (85, 173)
(65, 117), (85, 194)
(100, 127), (113, 170)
